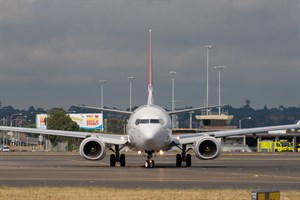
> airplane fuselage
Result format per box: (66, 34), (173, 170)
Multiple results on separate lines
(127, 104), (173, 151)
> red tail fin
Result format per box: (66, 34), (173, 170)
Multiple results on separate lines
(147, 29), (154, 105)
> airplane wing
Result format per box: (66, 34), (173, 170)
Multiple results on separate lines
(74, 104), (224, 116)
(167, 104), (226, 115)
(73, 105), (133, 115)
(0, 126), (127, 145)
(174, 123), (300, 144)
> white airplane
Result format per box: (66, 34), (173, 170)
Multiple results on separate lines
(1, 29), (300, 168)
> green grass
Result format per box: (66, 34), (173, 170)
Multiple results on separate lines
(0, 187), (299, 200)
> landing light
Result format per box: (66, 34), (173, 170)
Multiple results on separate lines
(176, 136), (180, 140)
(138, 150), (142, 155)
(159, 150), (164, 155)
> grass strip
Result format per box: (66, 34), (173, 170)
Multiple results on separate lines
(0, 187), (299, 200)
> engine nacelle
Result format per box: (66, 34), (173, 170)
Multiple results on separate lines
(79, 137), (106, 160)
(194, 136), (221, 160)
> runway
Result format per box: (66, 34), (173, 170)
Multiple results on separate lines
(0, 152), (300, 190)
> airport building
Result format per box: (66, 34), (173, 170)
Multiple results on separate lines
(173, 113), (300, 153)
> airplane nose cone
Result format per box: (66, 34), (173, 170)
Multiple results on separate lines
(143, 127), (158, 140)
(141, 126), (161, 148)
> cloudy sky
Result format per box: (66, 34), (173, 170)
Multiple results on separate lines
(0, 0), (299, 111)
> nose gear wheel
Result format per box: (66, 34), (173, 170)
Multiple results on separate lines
(144, 150), (155, 168)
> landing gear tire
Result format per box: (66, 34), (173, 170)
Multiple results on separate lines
(120, 154), (126, 167)
(145, 160), (155, 168)
(176, 154), (182, 167)
(186, 154), (192, 167)
(151, 160), (155, 168)
(110, 154), (116, 167)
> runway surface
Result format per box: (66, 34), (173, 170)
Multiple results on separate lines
(0, 152), (300, 190)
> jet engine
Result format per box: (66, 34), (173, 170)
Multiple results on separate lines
(194, 136), (221, 160)
(79, 137), (106, 160)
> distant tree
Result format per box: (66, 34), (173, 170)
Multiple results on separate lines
(107, 118), (125, 135)
(25, 124), (36, 128)
(47, 108), (79, 131)
(28, 106), (35, 113)
(245, 99), (251, 108)
(47, 108), (80, 147)
(279, 105), (285, 111)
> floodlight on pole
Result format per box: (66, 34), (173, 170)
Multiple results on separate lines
(238, 117), (252, 146)
(169, 71), (177, 128)
(214, 66), (226, 115)
(205, 45), (213, 115)
(189, 111), (194, 129)
(99, 80), (106, 114)
(127, 76), (135, 112)
(239, 117), (252, 129)
(9, 113), (22, 127)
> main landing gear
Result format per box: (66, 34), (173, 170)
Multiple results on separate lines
(110, 145), (126, 167)
(176, 144), (192, 167)
(144, 150), (155, 168)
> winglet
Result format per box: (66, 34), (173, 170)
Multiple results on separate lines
(147, 29), (154, 105)
(297, 120), (300, 124)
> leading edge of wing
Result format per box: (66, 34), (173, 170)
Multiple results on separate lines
(73, 105), (133, 115)
(167, 104), (226, 115)
(0, 126), (127, 145)
(174, 123), (300, 144)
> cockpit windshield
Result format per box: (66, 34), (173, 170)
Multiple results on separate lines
(150, 119), (160, 124)
(135, 119), (163, 125)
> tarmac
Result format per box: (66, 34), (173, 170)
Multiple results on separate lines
(0, 152), (300, 190)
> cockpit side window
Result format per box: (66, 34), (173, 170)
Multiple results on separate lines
(159, 119), (164, 125)
(135, 119), (140, 125)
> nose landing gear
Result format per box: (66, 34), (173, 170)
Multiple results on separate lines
(144, 150), (155, 168)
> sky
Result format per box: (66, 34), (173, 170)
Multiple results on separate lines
(0, 0), (299, 111)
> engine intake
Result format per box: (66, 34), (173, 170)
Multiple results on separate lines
(79, 137), (106, 160)
(194, 136), (221, 160)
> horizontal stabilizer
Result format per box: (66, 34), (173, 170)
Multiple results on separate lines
(73, 105), (133, 115)
(167, 104), (227, 115)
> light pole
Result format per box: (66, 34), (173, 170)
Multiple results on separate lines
(239, 117), (251, 129)
(214, 66), (226, 115)
(205, 45), (213, 115)
(9, 113), (22, 127)
(99, 80), (106, 114)
(169, 71), (177, 128)
(189, 111), (194, 129)
(239, 117), (252, 146)
(99, 80), (106, 132)
(6, 113), (22, 146)
(127, 76), (135, 112)
(16, 116), (27, 147)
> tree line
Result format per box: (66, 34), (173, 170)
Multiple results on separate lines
(1, 101), (299, 131)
